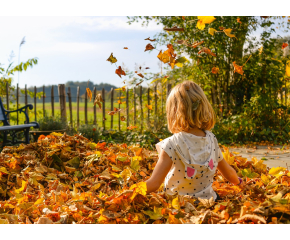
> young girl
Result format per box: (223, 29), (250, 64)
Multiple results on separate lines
(146, 81), (242, 200)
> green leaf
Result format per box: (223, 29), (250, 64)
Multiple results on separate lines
(67, 157), (80, 169)
(240, 168), (259, 178)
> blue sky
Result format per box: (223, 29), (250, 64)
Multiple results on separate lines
(1, 16), (289, 89)
(0, 16), (164, 88)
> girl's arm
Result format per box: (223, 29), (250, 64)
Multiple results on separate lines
(146, 149), (173, 194)
(217, 159), (240, 185)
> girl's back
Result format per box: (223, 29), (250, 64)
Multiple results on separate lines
(156, 130), (223, 199)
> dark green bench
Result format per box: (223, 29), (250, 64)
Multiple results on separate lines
(0, 97), (39, 147)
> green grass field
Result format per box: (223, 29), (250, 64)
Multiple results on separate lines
(8, 101), (163, 131)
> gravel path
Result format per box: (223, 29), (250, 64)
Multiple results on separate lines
(228, 145), (290, 169)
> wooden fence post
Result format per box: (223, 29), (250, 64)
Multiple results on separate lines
(58, 84), (67, 122)
(102, 88), (105, 129)
(34, 86), (37, 122)
(6, 82), (9, 123)
(77, 86), (80, 128)
(154, 85), (157, 129)
(43, 85), (45, 117)
(16, 83), (19, 124)
(110, 88), (114, 129)
(93, 87), (97, 125)
(147, 87), (150, 127)
(140, 86), (143, 132)
(126, 88), (129, 128)
(85, 89), (88, 124)
(68, 87), (73, 127)
(51, 86), (54, 117)
(133, 87), (136, 126)
(118, 91), (121, 131)
(24, 84), (28, 123)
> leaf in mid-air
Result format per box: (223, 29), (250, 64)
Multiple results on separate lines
(212, 67), (219, 74)
(157, 50), (170, 64)
(144, 37), (156, 42)
(163, 26), (184, 31)
(282, 42), (288, 49)
(94, 93), (104, 109)
(223, 29), (236, 38)
(146, 104), (152, 110)
(175, 57), (189, 68)
(196, 16), (216, 30)
(106, 53), (117, 64)
(237, 18), (242, 24)
(198, 48), (216, 57)
(115, 66), (126, 78)
(124, 47), (128, 49)
(233, 61), (244, 75)
(120, 116), (126, 121)
(144, 43), (154, 52)
(208, 28), (217, 36)
(137, 73), (144, 78)
(286, 60), (290, 77)
(86, 88), (92, 101)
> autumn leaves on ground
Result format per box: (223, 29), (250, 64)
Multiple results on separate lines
(1, 132), (290, 224)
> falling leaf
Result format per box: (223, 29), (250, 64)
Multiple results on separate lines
(145, 67), (150, 69)
(127, 126), (137, 130)
(237, 18), (242, 24)
(163, 26), (184, 31)
(212, 67), (219, 74)
(175, 57), (189, 68)
(137, 73), (144, 78)
(233, 61), (244, 75)
(282, 43), (288, 49)
(86, 88), (92, 101)
(136, 80), (143, 86)
(115, 66), (126, 78)
(121, 116), (126, 121)
(196, 16), (216, 30)
(145, 43), (154, 52)
(286, 60), (290, 77)
(124, 47), (128, 49)
(258, 46), (263, 55)
(198, 48), (216, 57)
(223, 29), (236, 38)
(157, 50), (170, 64)
(144, 37), (156, 42)
(106, 53), (117, 64)
(94, 93), (104, 109)
(191, 41), (204, 48)
(182, 16), (185, 21)
(208, 28), (217, 36)
(146, 104), (152, 110)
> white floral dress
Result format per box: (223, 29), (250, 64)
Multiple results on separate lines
(156, 130), (223, 200)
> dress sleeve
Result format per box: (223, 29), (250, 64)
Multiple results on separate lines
(212, 133), (224, 163)
(155, 137), (175, 161)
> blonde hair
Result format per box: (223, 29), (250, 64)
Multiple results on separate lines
(166, 81), (215, 133)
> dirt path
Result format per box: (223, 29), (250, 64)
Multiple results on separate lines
(228, 145), (290, 169)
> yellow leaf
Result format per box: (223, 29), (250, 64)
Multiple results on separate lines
(120, 168), (132, 181)
(168, 213), (180, 224)
(0, 167), (9, 174)
(196, 16), (216, 30)
(252, 157), (267, 172)
(222, 148), (235, 165)
(286, 60), (290, 77)
(172, 197), (180, 210)
(269, 167), (286, 178)
(208, 28), (217, 36)
(129, 182), (147, 199)
(146, 104), (152, 110)
(34, 198), (44, 205)
(223, 29), (236, 38)
(261, 173), (270, 185)
(258, 46), (263, 55)
(15, 180), (27, 194)
(86, 88), (92, 101)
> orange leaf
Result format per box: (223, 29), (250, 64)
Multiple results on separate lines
(146, 104), (152, 110)
(282, 42), (289, 49)
(198, 47), (216, 57)
(212, 67), (219, 74)
(127, 126), (137, 130)
(115, 66), (126, 78)
(144, 37), (156, 42)
(124, 47), (128, 49)
(145, 43), (154, 52)
(86, 88), (92, 101)
(191, 41), (204, 48)
(237, 18), (242, 24)
(121, 116), (126, 121)
(233, 61), (244, 75)
(137, 73), (144, 78)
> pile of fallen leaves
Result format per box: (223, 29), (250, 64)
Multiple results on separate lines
(1, 132), (290, 224)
